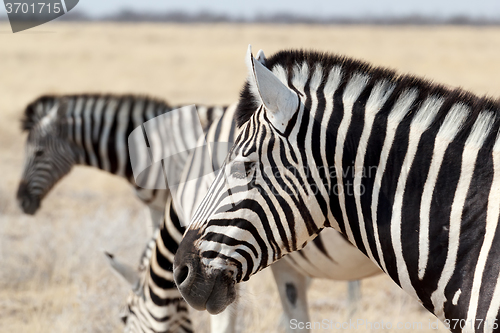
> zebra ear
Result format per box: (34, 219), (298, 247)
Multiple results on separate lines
(245, 45), (298, 128)
(255, 49), (266, 65)
(104, 252), (140, 288)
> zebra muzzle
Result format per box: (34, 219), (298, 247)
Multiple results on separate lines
(16, 181), (41, 215)
(174, 238), (236, 314)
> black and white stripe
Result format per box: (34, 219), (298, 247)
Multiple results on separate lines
(174, 48), (500, 332)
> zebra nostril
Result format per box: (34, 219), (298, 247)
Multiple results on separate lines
(174, 264), (190, 287)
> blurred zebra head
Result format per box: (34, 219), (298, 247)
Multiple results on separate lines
(174, 47), (328, 314)
(17, 97), (80, 214)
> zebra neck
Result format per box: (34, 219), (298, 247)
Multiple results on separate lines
(311, 77), (405, 246)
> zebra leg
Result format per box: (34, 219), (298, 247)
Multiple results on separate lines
(347, 280), (361, 318)
(209, 285), (239, 333)
(271, 259), (310, 333)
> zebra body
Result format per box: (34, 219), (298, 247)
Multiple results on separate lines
(174, 47), (500, 332)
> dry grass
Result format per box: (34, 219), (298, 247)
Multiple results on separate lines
(1, 22), (500, 332)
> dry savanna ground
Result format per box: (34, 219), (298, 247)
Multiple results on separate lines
(1, 23), (500, 332)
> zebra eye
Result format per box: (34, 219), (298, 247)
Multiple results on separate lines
(35, 150), (44, 157)
(230, 161), (255, 179)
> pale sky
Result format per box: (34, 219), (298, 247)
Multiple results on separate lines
(1, 0), (500, 19)
(72, 0), (500, 19)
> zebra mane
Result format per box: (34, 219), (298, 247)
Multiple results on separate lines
(22, 93), (171, 132)
(235, 49), (500, 128)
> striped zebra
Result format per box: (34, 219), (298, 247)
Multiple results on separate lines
(17, 94), (225, 332)
(175, 89), (381, 331)
(174, 46), (500, 332)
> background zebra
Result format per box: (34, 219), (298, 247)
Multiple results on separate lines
(17, 94), (223, 227)
(174, 47), (500, 332)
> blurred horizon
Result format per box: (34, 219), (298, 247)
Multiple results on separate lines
(1, 0), (500, 24)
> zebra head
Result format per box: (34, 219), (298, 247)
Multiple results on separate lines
(17, 98), (80, 214)
(174, 47), (329, 314)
